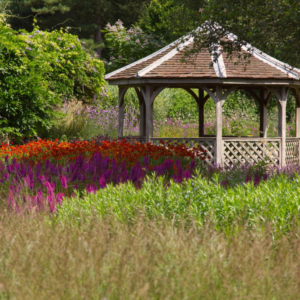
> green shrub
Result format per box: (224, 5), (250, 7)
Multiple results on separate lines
(0, 17), (105, 138)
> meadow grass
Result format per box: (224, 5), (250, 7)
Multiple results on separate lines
(0, 213), (300, 299)
(0, 169), (299, 299)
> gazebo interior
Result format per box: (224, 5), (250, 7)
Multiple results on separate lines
(105, 29), (300, 167)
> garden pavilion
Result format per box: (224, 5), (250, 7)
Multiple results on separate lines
(105, 28), (300, 167)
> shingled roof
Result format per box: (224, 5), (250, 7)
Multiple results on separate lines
(105, 28), (300, 82)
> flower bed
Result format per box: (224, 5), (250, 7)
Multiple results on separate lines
(0, 139), (207, 166)
(0, 139), (207, 213)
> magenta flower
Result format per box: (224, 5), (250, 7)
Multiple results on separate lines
(56, 193), (65, 205)
(99, 176), (107, 189)
(60, 175), (68, 189)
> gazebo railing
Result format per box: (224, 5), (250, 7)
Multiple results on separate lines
(121, 136), (300, 166)
(222, 138), (281, 167)
(150, 137), (215, 164)
(286, 138), (300, 165)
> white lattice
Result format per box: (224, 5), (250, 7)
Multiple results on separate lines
(286, 140), (299, 165)
(197, 141), (214, 164)
(150, 138), (215, 164)
(224, 140), (280, 167)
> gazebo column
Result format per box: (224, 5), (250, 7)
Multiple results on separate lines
(134, 87), (146, 137)
(294, 89), (300, 164)
(215, 87), (224, 165)
(141, 86), (165, 143)
(294, 89), (300, 138)
(259, 90), (270, 138)
(144, 86), (154, 143)
(118, 87), (128, 138)
(275, 88), (288, 167)
(198, 89), (205, 137)
(203, 86), (236, 166)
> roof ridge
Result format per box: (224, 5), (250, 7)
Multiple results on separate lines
(227, 32), (299, 80)
(105, 36), (183, 80)
(210, 43), (227, 78)
(137, 35), (194, 78)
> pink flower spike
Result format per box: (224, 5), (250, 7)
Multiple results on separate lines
(60, 175), (68, 189)
(56, 193), (65, 205)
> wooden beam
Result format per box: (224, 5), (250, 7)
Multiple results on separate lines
(199, 89), (204, 137)
(150, 86), (166, 104)
(215, 86), (223, 165)
(118, 87), (128, 138)
(242, 88), (260, 102)
(203, 88), (216, 103)
(182, 88), (199, 104)
(144, 86), (154, 143)
(135, 87), (146, 137)
(259, 90), (269, 138)
(291, 88), (300, 140)
(275, 87), (288, 167)
(107, 78), (300, 87)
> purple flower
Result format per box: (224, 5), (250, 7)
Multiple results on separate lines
(3, 173), (9, 182)
(24, 175), (31, 187)
(56, 193), (65, 205)
(99, 176), (107, 189)
(183, 170), (191, 179)
(254, 173), (260, 186)
(143, 156), (149, 169)
(190, 160), (196, 170)
(60, 175), (68, 189)
(221, 181), (228, 189)
(245, 173), (252, 183)
(263, 173), (268, 181)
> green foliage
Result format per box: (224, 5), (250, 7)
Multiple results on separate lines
(10, 0), (150, 59)
(0, 18), (105, 137)
(168, 0), (300, 67)
(58, 173), (300, 235)
(104, 20), (164, 72)
(138, 0), (179, 42)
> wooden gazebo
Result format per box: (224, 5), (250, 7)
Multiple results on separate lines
(105, 30), (300, 167)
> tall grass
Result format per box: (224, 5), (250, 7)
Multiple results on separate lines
(0, 214), (299, 299)
(58, 173), (300, 235)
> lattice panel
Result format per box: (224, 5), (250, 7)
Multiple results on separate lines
(197, 141), (215, 164)
(286, 140), (299, 165)
(223, 141), (280, 167)
(150, 139), (215, 164)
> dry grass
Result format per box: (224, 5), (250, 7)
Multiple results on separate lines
(0, 214), (299, 299)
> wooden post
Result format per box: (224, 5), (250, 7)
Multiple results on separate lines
(202, 86), (236, 166)
(277, 88), (288, 167)
(144, 86), (153, 143)
(140, 97), (146, 136)
(260, 90), (268, 138)
(292, 88), (300, 164)
(199, 89), (205, 137)
(135, 88), (146, 137)
(294, 89), (300, 138)
(295, 91), (300, 164)
(118, 87), (127, 138)
(215, 87), (223, 165)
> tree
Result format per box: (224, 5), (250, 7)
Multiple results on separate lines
(9, 0), (150, 58)
(104, 20), (164, 72)
(167, 0), (300, 67)
(0, 16), (105, 138)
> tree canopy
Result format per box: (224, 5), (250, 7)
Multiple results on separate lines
(9, 0), (150, 58)
(150, 0), (300, 67)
